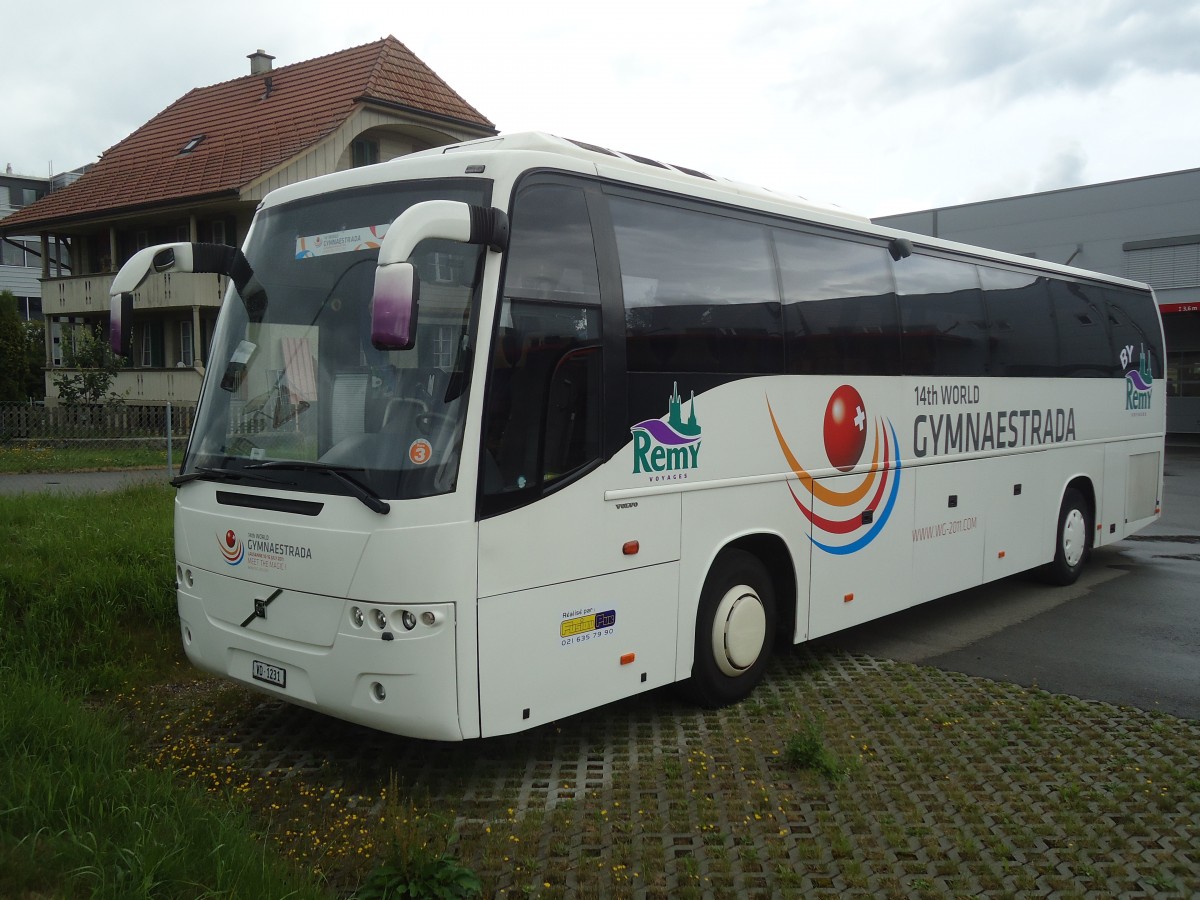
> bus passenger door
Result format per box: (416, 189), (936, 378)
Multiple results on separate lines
(473, 177), (680, 737)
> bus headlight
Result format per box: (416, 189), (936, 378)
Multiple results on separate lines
(401, 610), (417, 631)
(372, 609), (388, 630)
(350, 606), (364, 627)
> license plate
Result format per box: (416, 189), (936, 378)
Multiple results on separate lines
(252, 659), (286, 688)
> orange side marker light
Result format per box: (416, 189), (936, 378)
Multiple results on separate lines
(843, 593), (854, 604)
(620, 653), (636, 666)
(622, 540), (640, 556)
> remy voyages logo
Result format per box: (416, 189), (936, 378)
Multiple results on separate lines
(631, 383), (701, 480)
(1123, 343), (1153, 411)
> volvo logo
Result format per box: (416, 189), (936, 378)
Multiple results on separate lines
(240, 588), (283, 627)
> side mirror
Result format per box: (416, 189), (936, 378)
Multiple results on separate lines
(371, 263), (420, 351)
(108, 242), (259, 354)
(109, 292), (133, 356)
(370, 201), (509, 351)
(108, 243), (199, 355)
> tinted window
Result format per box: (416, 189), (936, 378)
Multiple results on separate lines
(978, 267), (1059, 377)
(504, 183), (601, 305)
(609, 196), (782, 374)
(482, 302), (602, 503)
(1048, 280), (1114, 376)
(775, 229), (900, 375)
(895, 255), (988, 376)
(1105, 287), (1164, 380)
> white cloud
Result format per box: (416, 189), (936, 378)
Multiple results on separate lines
(7, 0), (1200, 217)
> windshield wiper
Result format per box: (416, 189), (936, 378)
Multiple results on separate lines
(171, 466), (298, 488)
(243, 461), (391, 514)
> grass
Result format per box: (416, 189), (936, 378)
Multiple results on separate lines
(3, 484), (1200, 897)
(0, 443), (170, 473)
(0, 484), (331, 898)
(1, 675), (326, 900)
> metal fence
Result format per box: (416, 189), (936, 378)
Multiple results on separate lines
(0, 401), (196, 454)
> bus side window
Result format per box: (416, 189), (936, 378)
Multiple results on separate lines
(775, 229), (900, 375)
(1047, 280), (1115, 377)
(609, 195), (782, 375)
(978, 266), (1059, 377)
(1104, 287), (1164, 379)
(482, 302), (602, 503)
(482, 180), (605, 512)
(895, 254), (989, 377)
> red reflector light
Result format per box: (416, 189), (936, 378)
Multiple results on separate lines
(843, 593), (854, 603)
(622, 541), (639, 556)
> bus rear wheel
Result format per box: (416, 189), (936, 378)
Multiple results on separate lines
(686, 550), (776, 707)
(1043, 487), (1091, 585)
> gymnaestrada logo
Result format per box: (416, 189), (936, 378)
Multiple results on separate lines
(767, 385), (902, 556)
(218, 529), (244, 566)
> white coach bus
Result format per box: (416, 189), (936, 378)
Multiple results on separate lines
(110, 133), (1165, 740)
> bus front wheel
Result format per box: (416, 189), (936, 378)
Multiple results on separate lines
(686, 550), (777, 707)
(1044, 487), (1091, 585)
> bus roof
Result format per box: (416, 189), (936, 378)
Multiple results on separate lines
(261, 131), (1152, 293)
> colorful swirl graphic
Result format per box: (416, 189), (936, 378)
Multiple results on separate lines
(218, 531), (244, 566)
(768, 397), (902, 555)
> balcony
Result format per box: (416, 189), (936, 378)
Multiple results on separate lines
(46, 367), (205, 407)
(44, 271), (229, 317)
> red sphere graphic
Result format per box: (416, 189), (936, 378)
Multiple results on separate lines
(823, 385), (867, 472)
(225, 529), (237, 548)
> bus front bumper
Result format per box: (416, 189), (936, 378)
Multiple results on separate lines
(176, 582), (462, 741)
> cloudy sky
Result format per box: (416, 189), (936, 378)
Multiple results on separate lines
(9, 0), (1200, 217)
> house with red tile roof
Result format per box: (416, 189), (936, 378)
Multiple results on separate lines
(1, 37), (494, 406)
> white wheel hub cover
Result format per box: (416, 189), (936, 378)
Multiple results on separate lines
(712, 586), (767, 677)
(1062, 507), (1086, 567)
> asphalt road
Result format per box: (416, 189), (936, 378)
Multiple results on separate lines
(0, 468), (168, 495)
(824, 444), (1200, 719)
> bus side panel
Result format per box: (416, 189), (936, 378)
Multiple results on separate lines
(807, 471), (917, 639)
(910, 460), (987, 602)
(982, 452), (1050, 582)
(476, 563), (679, 737)
(1098, 440), (1163, 544)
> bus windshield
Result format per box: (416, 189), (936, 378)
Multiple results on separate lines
(184, 179), (489, 501)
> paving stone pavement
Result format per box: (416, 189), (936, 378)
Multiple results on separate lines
(135, 646), (1200, 898)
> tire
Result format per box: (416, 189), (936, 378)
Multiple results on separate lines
(1043, 487), (1092, 585)
(685, 549), (777, 707)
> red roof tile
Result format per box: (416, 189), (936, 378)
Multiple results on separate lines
(3, 37), (494, 232)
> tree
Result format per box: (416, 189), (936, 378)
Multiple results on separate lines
(52, 325), (126, 406)
(21, 319), (45, 401)
(0, 291), (24, 400)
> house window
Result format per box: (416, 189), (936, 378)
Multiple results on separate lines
(140, 323), (164, 368)
(179, 135), (205, 154)
(135, 231), (149, 251)
(430, 325), (455, 368)
(352, 139), (380, 167)
(180, 320), (194, 366)
(211, 220), (227, 245)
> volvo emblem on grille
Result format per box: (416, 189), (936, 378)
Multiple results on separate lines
(241, 588), (283, 627)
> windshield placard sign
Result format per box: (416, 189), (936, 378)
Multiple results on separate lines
(295, 224), (390, 259)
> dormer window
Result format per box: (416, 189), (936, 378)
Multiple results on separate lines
(179, 135), (206, 155)
(351, 138), (379, 167)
